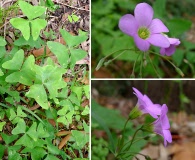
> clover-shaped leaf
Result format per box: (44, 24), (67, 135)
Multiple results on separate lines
(0, 36), (7, 46)
(26, 84), (49, 109)
(12, 119), (26, 135)
(2, 49), (24, 70)
(10, 18), (30, 40)
(70, 49), (87, 69)
(19, 1), (46, 20)
(31, 19), (47, 40)
(47, 41), (69, 68)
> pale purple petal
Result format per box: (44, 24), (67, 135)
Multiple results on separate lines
(119, 14), (138, 37)
(153, 119), (163, 136)
(164, 45), (176, 56)
(134, 35), (150, 51)
(160, 48), (166, 55)
(163, 130), (172, 146)
(168, 38), (180, 45)
(134, 3), (153, 27)
(147, 104), (162, 116)
(133, 87), (144, 98)
(149, 19), (169, 34)
(147, 34), (170, 48)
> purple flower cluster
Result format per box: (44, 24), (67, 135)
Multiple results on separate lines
(132, 87), (172, 146)
(119, 3), (180, 56)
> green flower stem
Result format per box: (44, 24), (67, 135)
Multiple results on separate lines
(116, 127), (142, 158)
(139, 53), (143, 78)
(147, 54), (161, 78)
(117, 117), (131, 153)
(130, 52), (141, 78)
(104, 50), (126, 66)
(150, 51), (184, 77)
(96, 48), (136, 70)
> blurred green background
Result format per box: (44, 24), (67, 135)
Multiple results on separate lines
(92, 0), (195, 78)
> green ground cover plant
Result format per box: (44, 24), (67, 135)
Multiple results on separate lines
(0, 0), (89, 159)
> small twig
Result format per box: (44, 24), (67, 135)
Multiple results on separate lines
(53, 0), (89, 12)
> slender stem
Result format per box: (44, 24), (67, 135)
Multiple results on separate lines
(117, 117), (131, 153)
(131, 52), (141, 77)
(107, 51), (127, 62)
(139, 54), (143, 78)
(147, 54), (161, 78)
(0, 103), (9, 109)
(116, 127), (142, 158)
(150, 51), (177, 69)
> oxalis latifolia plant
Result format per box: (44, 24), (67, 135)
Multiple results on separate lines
(93, 87), (172, 160)
(0, 1), (89, 159)
(96, 2), (183, 78)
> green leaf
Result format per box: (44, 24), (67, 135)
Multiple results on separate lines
(68, 15), (73, 23)
(22, 147), (47, 160)
(31, 19), (47, 40)
(8, 150), (22, 160)
(70, 49), (87, 69)
(0, 36), (6, 46)
(71, 86), (83, 101)
(186, 51), (195, 63)
(27, 122), (38, 141)
(57, 110), (74, 126)
(0, 144), (6, 159)
(83, 85), (89, 99)
(19, 1), (46, 20)
(26, 84), (49, 109)
(72, 14), (79, 22)
(12, 119), (26, 135)
(17, 106), (27, 117)
(37, 123), (50, 138)
(45, 154), (59, 160)
(60, 29), (88, 47)
(69, 92), (80, 106)
(0, 69), (3, 76)
(167, 18), (192, 37)
(81, 106), (89, 116)
(1, 133), (18, 145)
(15, 134), (34, 148)
(172, 49), (184, 67)
(71, 130), (89, 149)
(2, 49), (24, 70)
(10, 18), (30, 40)
(6, 55), (36, 86)
(83, 120), (89, 133)
(47, 41), (69, 68)
(0, 122), (6, 131)
(57, 106), (69, 116)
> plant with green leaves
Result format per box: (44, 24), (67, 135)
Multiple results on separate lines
(10, 1), (47, 41)
(0, 0), (89, 159)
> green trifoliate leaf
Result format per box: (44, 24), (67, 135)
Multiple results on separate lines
(47, 41), (69, 68)
(31, 19), (47, 40)
(10, 18), (30, 40)
(15, 134), (34, 148)
(71, 130), (89, 149)
(2, 49), (24, 70)
(1, 133), (18, 145)
(27, 122), (38, 141)
(26, 84), (49, 109)
(60, 29), (88, 47)
(70, 49), (87, 69)
(19, 1), (46, 20)
(12, 119), (26, 135)
(17, 106), (27, 117)
(81, 106), (89, 116)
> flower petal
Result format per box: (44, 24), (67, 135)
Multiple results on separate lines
(163, 129), (172, 146)
(164, 45), (176, 56)
(134, 3), (153, 27)
(168, 38), (180, 45)
(149, 19), (169, 34)
(119, 14), (138, 37)
(160, 48), (166, 55)
(134, 35), (150, 51)
(147, 34), (170, 48)
(133, 87), (144, 98)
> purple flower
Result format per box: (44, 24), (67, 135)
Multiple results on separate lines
(153, 104), (172, 146)
(160, 36), (180, 56)
(132, 87), (161, 118)
(119, 3), (170, 51)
